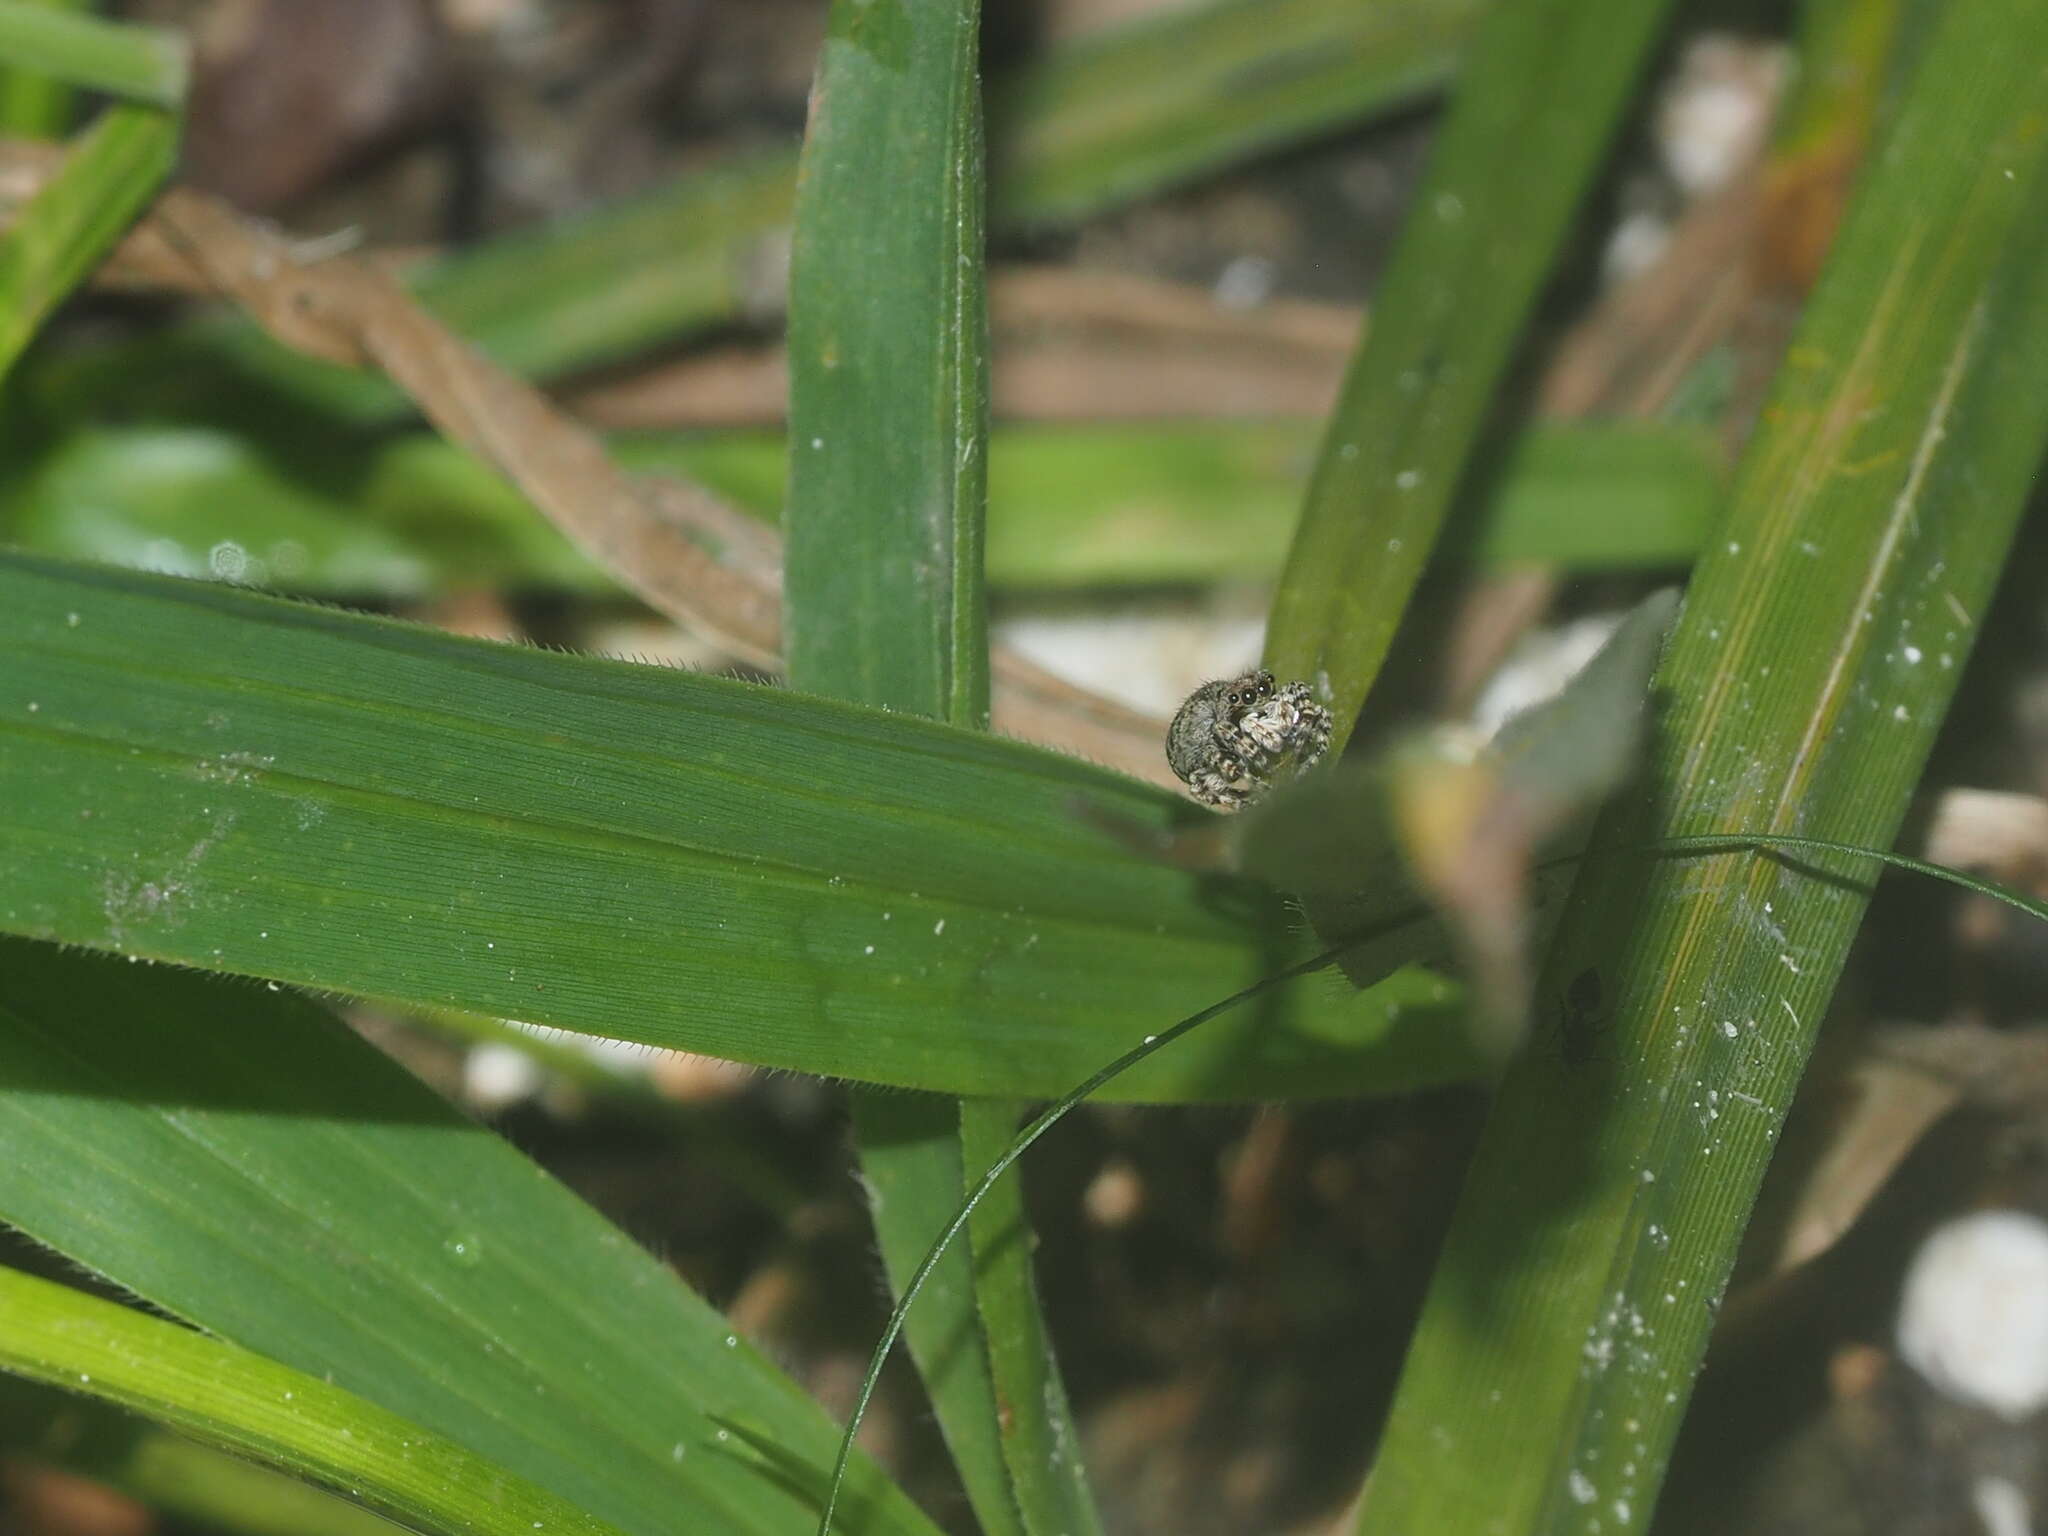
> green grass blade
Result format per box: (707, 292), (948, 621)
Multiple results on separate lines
(0, 0), (88, 136)
(823, 928), (1371, 1526)
(954, 1101), (1099, 1531)
(0, 1267), (628, 1536)
(0, 553), (1475, 1102)
(787, 6), (1096, 1531)
(1465, 422), (1722, 571)
(40, 150), (806, 427)
(0, 101), (176, 381)
(0, 2), (184, 105)
(786, 0), (991, 725)
(0, 418), (1722, 599)
(1356, 2), (2048, 1528)
(988, 0), (1480, 223)
(1263, 0), (1677, 752)
(846, 1095), (1026, 1536)
(0, 936), (941, 1536)
(0, 1377), (394, 1536)
(645, 419), (1723, 586)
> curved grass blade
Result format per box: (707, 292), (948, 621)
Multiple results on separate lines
(0, 2), (184, 106)
(1356, 1), (2048, 1526)
(1652, 835), (2048, 927)
(0, 935), (941, 1536)
(0, 0), (88, 137)
(0, 1267), (626, 1536)
(0, 552), (1474, 1102)
(0, 100), (176, 382)
(1263, 0), (1677, 753)
(0, 1375), (393, 1536)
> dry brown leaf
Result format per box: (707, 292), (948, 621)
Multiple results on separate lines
(570, 264), (1359, 428)
(1773, 1053), (1963, 1273)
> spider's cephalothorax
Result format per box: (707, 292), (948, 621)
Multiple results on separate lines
(1165, 668), (1332, 809)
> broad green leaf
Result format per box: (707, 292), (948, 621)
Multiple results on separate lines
(0, 100), (176, 382)
(0, 553), (1475, 1102)
(0, 1), (184, 105)
(0, 937), (939, 1536)
(1358, 1), (2048, 1528)
(1264, 0), (1678, 753)
(0, 1266), (625, 1536)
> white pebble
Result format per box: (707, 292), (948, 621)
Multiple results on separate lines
(1898, 1210), (2048, 1419)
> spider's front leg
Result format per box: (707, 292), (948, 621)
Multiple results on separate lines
(1214, 717), (1281, 779)
(1276, 683), (1332, 774)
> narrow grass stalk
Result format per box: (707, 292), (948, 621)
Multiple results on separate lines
(785, 4), (1098, 1534)
(1263, 0), (1677, 752)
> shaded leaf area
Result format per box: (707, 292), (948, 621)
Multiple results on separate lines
(0, 1266), (626, 1536)
(0, 554), (1475, 1102)
(29, 0), (1479, 429)
(0, 939), (936, 1536)
(1217, 586), (1674, 1083)
(0, 418), (1721, 600)
(1355, 0), (2048, 1528)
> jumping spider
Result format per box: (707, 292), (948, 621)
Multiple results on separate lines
(1165, 668), (1332, 809)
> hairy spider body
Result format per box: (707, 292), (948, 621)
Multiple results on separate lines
(1165, 668), (1331, 809)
